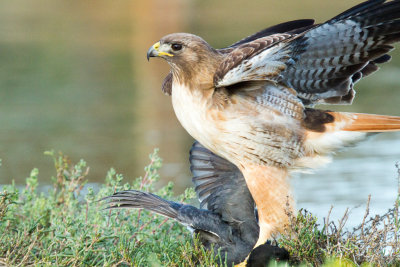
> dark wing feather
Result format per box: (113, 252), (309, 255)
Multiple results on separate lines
(329, 0), (385, 22)
(214, 0), (400, 105)
(190, 141), (257, 227)
(282, 0), (400, 104)
(101, 190), (181, 218)
(223, 19), (315, 50)
(101, 190), (234, 240)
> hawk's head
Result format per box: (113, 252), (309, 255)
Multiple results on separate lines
(147, 33), (222, 86)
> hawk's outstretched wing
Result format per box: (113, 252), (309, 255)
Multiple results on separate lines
(214, 0), (399, 105)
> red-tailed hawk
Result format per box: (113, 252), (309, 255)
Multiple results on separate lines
(147, 0), (400, 254)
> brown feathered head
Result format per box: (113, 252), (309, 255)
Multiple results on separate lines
(147, 33), (222, 86)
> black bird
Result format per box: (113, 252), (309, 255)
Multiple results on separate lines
(102, 142), (288, 266)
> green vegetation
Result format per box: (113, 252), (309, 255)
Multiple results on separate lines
(0, 151), (399, 266)
(281, 203), (400, 266)
(0, 150), (222, 266)
(280, 165), (400, 266)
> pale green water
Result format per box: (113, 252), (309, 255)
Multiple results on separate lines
(1, 0), (399, 226)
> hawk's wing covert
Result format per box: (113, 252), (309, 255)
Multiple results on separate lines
(222, 19), (315, 51)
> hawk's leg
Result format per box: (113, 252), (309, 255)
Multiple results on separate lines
(241, 165), (294, 248)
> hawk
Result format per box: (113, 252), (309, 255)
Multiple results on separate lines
(147, 0), (400, 251)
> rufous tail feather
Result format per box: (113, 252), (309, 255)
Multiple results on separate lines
(329, 112), (400, 132)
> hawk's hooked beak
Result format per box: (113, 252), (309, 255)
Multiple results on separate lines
(147, 42), (174, 61)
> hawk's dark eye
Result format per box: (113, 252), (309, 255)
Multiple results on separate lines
(171, 43), (182, 51)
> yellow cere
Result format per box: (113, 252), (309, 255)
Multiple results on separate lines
(153, 41), (174, 57)
(153, 42), (160, 50)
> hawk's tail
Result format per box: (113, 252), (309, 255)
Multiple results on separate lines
(301, 110), (400, 166)
(330, 112), (400, 132)
(100, 190), (181, 219)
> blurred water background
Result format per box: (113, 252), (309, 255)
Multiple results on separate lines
(1, 0), (399, 227)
